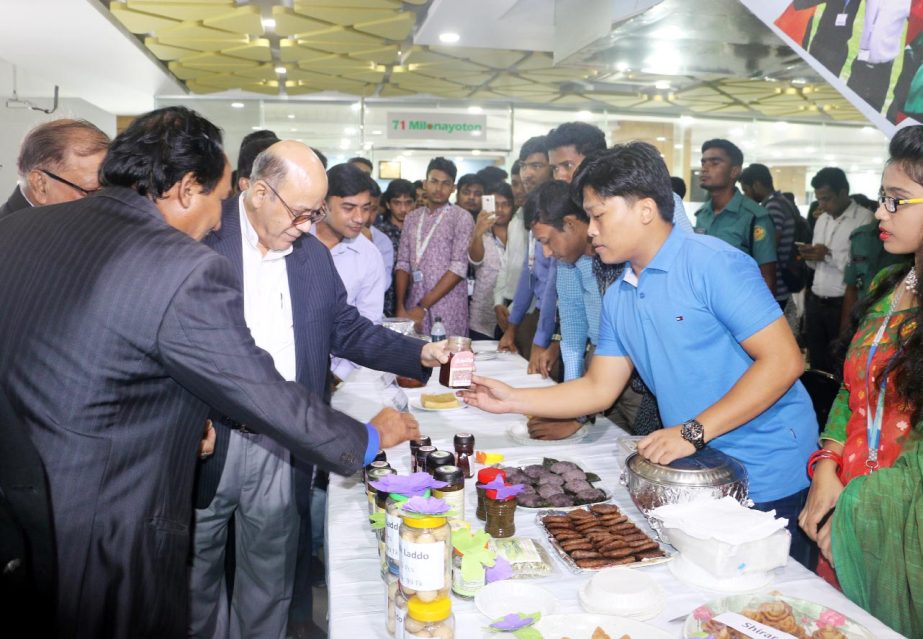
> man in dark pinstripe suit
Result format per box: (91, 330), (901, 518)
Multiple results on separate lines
(0, 107), (426, 638)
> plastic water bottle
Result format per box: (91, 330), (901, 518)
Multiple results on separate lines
(430, 316), (446, 343)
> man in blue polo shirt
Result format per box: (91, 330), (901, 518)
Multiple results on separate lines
(462, 143), (817, 567)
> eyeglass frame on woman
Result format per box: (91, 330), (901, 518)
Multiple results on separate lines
(878, 191), (923, 214)
(38, 169), (101, 197)
(261, 180), (327, 226)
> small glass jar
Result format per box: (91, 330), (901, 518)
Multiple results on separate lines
(484, 490), (516, 538)
(386, 571), (408, 638)
(425, 450), (455, 475)
(409, 436), (432, 473)
(367, 467), (396, 516)
(415, 445), (436, 475)
(399, 515), (451, 600)
(453, 433), (475, 478)
(432, 466), (464, 522)
(438, 336), (475, 388)
(404, 595), (454, 639)
(376, 488), (394, 576)
(475, 467), (507, 521)
(451, 547), (486, 599)
(385, 493), (409, 574)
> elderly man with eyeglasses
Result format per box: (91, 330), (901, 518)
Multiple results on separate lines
(0, 119), (110, 219)
(188, 140), (447, 639)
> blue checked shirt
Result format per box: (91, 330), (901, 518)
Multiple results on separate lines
(555, 255), (602, 380)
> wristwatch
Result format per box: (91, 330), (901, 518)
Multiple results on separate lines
(680, 418), (706, 451)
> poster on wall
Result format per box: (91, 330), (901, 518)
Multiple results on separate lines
(742, 0), (923, 136)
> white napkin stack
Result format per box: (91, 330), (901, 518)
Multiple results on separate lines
(650, 496), (787, 545)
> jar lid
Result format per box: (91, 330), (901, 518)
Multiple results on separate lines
(407, 595), (452, 622)
(367, 460), (390, 471)
(366, 468), (396, 483)
(477, 467), (507, 484)
(433, 465), (463, 483)
(454, 433), (474, 445)
(402, 515), (447, 529)
(447, 335), (472, 349)
(411, 436), (432, 448)
(625, 448), (748, 486)
(426, 450), (455, 471)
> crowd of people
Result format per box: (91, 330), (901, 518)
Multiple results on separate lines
(0, 107), (921, 639)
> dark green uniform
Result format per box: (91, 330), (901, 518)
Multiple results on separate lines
(844, 222), (912, 298)
(695, 189), (778, 265)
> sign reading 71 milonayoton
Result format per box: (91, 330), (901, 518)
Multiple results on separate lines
(387, 111), (487, 141)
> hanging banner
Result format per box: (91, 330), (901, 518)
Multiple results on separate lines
(741, 0), (923, 135)
(386, 111), (487, 141)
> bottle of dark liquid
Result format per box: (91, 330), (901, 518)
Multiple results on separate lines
(439, 336), (474, 388)
(415, 445), (436, 475)
(453, 433), (475, 479)
(409, 436), (431, 473)
(425, 450), (455, 476)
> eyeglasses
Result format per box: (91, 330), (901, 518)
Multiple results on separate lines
(262, 180), (327, 226)
(878, 191), (923, 213)
(39, 169), (101, 197)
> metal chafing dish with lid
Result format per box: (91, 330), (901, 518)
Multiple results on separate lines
(621, 447), (749, 530)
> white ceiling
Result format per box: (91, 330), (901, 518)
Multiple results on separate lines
(0, 0), (183, 114)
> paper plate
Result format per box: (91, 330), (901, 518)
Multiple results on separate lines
(683, 594), (875, 639)
(409, 398), (467, 412)
(471, 340), (500, 354)
(668, 554), (775, 594)
(537, 613), (672, 639)
(507, 421), (589, 446)
(474, 581), (557, 620)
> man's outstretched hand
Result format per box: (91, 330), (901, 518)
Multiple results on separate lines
(459, 375), (518, 414)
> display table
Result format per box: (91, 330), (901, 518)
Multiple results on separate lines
(328, 347), (905, 639)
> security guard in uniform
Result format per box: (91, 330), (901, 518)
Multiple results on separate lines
(840, 221), (912, 330)
(695, 138), (778, 293)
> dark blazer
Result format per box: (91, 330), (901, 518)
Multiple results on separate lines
(0, 185), (31, 219)
(195, 198), (428, 509)
(0, 187), (389, 638)
(0, 387), (56, 638)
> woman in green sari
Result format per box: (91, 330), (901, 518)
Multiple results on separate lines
(819, 124), (923, 638)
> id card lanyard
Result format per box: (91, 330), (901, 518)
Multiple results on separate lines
(413, 205), (446, 283)
(865, 282), (907, 470)
(836, 0), (851, 27)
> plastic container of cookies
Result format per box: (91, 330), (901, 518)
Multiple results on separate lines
(684, 594), (875, 639)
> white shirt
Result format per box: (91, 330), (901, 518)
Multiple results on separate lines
(310, 226), (386, 381)
(239, 195), (296, 382)
(809, 200), (874, 298)
(493, 208), (529, 307)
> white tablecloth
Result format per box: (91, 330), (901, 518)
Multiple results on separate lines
(327, 346), (905, 639)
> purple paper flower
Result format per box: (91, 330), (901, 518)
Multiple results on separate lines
(476, 476), (525, 500)
(402, 496), (450, 516)
(485, 556), (513, 583)
(489, 613), (535, 631)
(370, 472), (447, 497)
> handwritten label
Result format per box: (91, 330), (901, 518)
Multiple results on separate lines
(386, 512), (402, 563)
(713, 612), (799, 639)
(400, 540), (446, 591)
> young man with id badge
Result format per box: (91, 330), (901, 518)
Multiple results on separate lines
(395, 157), (476, 337)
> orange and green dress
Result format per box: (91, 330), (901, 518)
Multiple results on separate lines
(819, 265), (918, 584)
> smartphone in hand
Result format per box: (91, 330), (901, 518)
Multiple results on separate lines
(482, 195), (496, 220)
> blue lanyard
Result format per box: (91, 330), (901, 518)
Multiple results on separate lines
(864, 285), (907, 469)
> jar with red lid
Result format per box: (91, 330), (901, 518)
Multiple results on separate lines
(475, 467), (506, 521)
